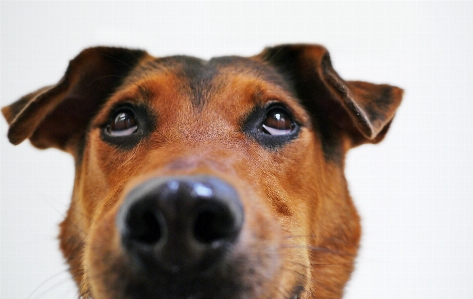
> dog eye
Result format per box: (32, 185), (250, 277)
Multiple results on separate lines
(107, 110), (138, 136)
(261, 108), (294, 135)
(242, 104), (300, 149)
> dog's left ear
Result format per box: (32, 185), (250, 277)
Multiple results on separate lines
(2, 47), (150, 153)
(258, 44), (403, 147)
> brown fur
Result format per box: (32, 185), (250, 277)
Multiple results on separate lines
(2, 44), (402, 299)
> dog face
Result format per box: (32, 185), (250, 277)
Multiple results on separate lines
(2, 45), (402, 299)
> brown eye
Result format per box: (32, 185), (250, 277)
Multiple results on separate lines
(262, 109), (294, 135)
(108, 110), (138, 136)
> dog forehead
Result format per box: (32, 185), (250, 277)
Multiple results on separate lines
(125, 55), (294, 105)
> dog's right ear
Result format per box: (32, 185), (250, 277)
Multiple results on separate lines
(2, 47), (150, 153)
(258, 44), (403, 149)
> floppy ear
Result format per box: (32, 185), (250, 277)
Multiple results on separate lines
(2, 47), (150, 153)
(259, 44), (403, 148)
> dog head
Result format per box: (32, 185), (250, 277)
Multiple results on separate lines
(2, 44), (402, 299)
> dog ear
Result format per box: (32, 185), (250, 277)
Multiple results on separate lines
(1, 47), (150, 152)
(258, 44), (403, 147)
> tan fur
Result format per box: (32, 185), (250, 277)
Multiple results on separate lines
(2, 44), (402, 299)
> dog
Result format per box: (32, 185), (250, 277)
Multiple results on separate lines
(2, 44), (403, 299)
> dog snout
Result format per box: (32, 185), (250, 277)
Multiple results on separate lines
(117, 175), (244, 272)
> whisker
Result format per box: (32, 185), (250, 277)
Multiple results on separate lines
(311, 262), (355, 266)
(280, 244), (354, 256)
(263, 45), (288, 61)
(100, 52), (135, 69)
(38, 193), (89, 239)
(31, 275), (75, 299)
(284, 234), (351, 244)
(26, 269), (71, 299)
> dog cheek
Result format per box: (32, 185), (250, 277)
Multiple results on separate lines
(58, 204), (88, 290)
(233, 209), (284, 297)
(77, 136), (113, 220)
(235, 187), (309, 298)
(84, 201), (128, 299)
(84, 131), (147, 204)
(273, 133), (326, 293)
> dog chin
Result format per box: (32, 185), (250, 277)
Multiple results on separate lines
(86, 242), (306, 299)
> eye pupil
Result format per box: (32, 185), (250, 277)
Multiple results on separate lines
(262, 109), (294, 135)
(107, 110), (138, 136)
(113, 112), (136, 130)
(269, 112), (289, 129)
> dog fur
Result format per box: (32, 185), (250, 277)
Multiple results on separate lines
(2, 44), (402, 299)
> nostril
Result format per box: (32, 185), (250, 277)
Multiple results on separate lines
(126, 209), (163, 245)
(193, 205), (235, 245)
(119, 176), (244, 271)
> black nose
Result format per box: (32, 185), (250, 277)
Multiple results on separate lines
(117, 175), (244, 272)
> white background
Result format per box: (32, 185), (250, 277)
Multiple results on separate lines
(1, 1), (472, 298)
